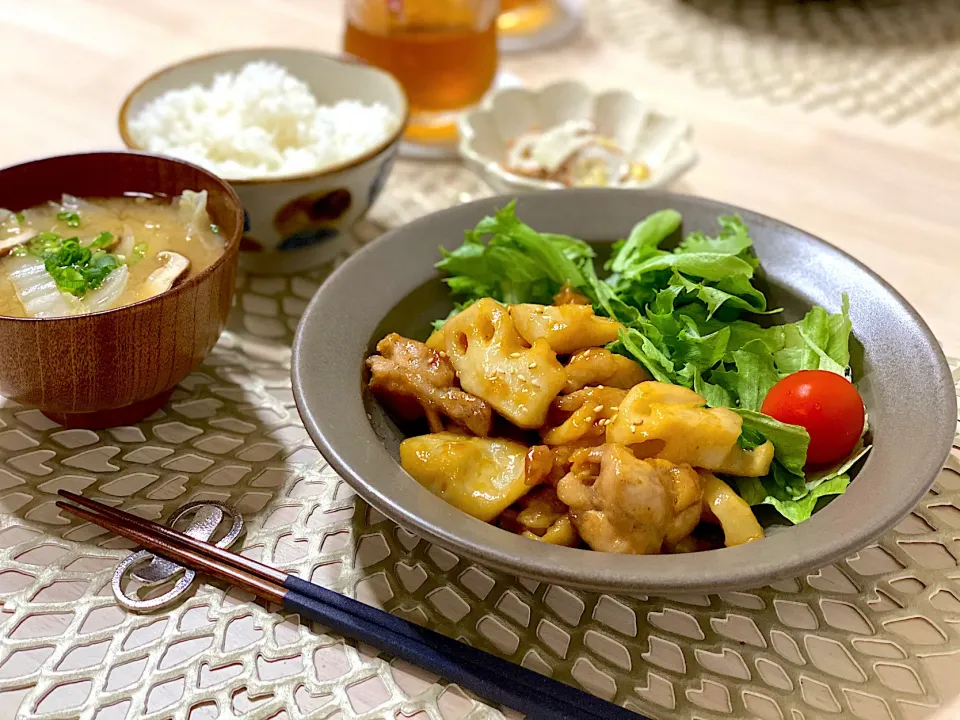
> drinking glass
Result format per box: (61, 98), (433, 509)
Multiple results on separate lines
(344, 0), (499, 149)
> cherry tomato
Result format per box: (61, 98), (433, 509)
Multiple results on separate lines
(761, 370), (865, 466)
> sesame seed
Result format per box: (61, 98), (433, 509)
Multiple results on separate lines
(593, 405), (604, 413)
(610, 413), (619, 423)
(630, 425), (637, 433)
(510, 352), (521, 359)
(518, 374), (527, 382)
(528, 362), (537, 369)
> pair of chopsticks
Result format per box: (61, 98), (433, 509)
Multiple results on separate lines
(56, 491), (645, 720)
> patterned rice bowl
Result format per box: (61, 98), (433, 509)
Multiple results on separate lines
(119, 48), (408, 275)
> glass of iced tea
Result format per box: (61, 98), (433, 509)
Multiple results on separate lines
(344, 0), (499, 150)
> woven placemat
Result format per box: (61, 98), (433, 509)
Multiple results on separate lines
(590, 0), (960, 125)
(0, 161), (959, 720)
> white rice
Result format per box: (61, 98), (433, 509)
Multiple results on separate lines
(128, 61), (400, 180)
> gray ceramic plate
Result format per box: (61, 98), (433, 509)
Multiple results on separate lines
(292, 189), (956, 593)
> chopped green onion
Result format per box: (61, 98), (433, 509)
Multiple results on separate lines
(82, 251), (121, 290)
(126, 242), (148, 266)
(90, 231), (114, 249)
(56, 211), (81, 228)
(210, 224), (220, 234)
(27, 232), (64, 257)
(10, 245), (27, 257)
(32, 235), (121, 297)
(48, 266), (86, 295)
(14, 212), (24, 223)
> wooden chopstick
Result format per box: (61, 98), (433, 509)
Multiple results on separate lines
(58, 490), (598, 710)
(58, 498), (632, 720)
(57, 494), (645, 720)
(59, 490), (288, 584)
(58, 501), (288, 603)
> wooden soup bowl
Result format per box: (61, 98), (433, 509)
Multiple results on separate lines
(0, 152), (243, 428)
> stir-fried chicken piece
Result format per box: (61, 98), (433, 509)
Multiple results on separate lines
(606, 382), (774, 477)
(524, 444), (578, 487)
(562, 347), (649, 394)
(499, 486), (580, 547)
(510, 303), (621, 354)
(443, 299), (566, 429)
(541, 386), (627, 447)
(552, 282), (591, 306)
(367, 333), (493, 436)
(556, 443), (703, 554)
(525, 445), (555, 486)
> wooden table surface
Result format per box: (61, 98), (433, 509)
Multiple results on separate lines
(1, 2), (959, 719)
(2, 0), (959, 355)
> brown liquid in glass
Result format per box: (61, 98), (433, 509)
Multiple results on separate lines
(344, 20), (497, 143)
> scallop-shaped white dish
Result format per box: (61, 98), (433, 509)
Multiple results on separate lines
(458, 80), (698, 192)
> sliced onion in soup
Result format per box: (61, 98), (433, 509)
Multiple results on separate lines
(84, 264), (129, 313)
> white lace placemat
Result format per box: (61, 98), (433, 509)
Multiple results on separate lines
(1, 162), (959, 720)
(590, 0), (960, 126)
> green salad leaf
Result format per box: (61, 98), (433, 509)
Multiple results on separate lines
(736, 473), (848, 524)
(733, 409), (810, 475)
(608, 210), (681, 273)
(436, 201), (593, 308)
(731, 342), (780, 411)
(608, 214), (769, 317)
(432, 205), (866, 523)
(609, 327), (675, 384)
(735, 444), (870, 523)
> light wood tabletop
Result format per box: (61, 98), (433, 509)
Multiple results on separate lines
(2, 0), (958, 355)
(1, 2), (959, 719)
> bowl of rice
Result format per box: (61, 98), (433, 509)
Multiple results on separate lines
(119, 48), (408, 274)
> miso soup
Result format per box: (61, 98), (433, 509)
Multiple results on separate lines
(0, 191), (225, 318)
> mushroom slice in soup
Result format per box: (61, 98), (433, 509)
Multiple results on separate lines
(140, 251), (190, 300)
